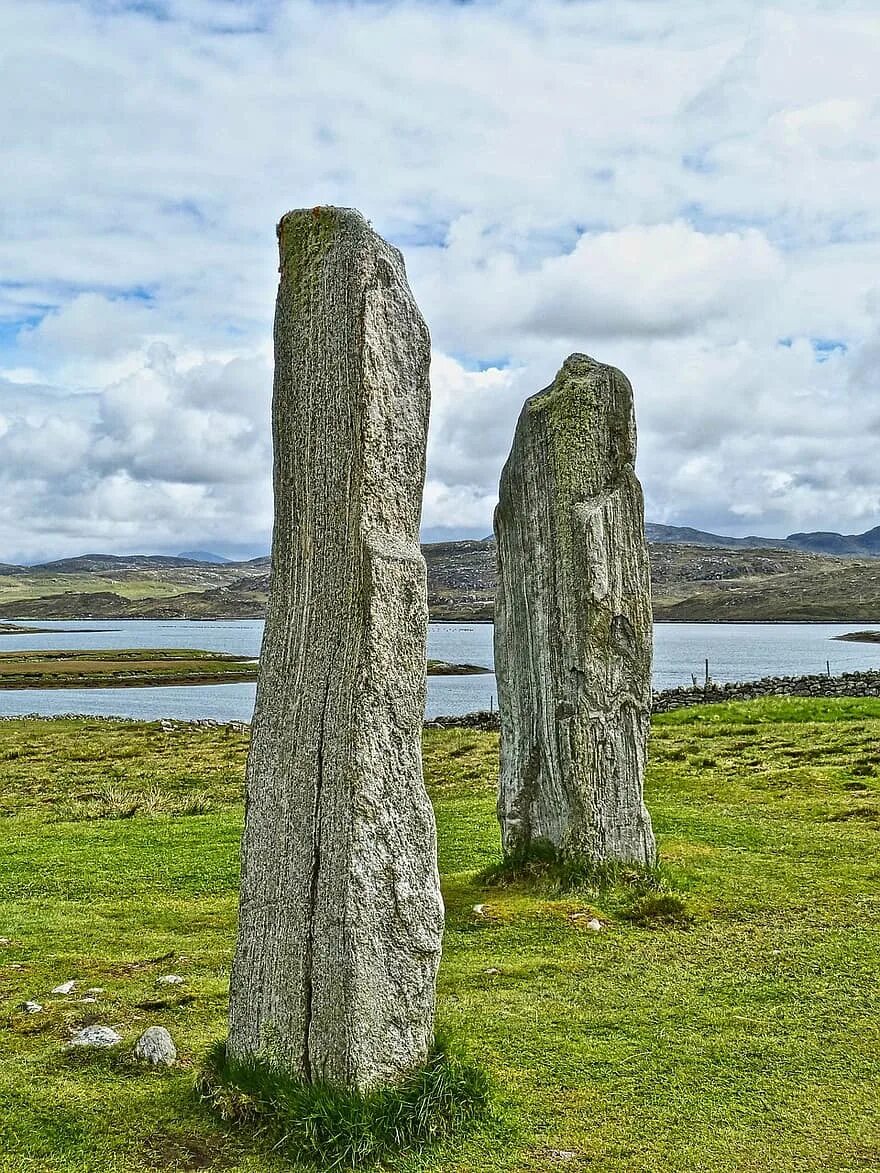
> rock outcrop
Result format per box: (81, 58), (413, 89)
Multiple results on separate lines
(494, 353), (656, 865)
(228, 207), (443, 1091)
(134, 1026), (177, 1067)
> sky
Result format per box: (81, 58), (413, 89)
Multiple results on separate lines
(1, 0), (880, 563)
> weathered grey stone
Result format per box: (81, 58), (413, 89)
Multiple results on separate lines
(134, 1026), (177, 1067)
(494, 353), (656, 866)
(228, 207), (443, 1091)
(51, 980), (76, 995)
(68, 1025), (121, 1049)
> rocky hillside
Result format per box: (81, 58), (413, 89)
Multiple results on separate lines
(3, 539), (880, 622)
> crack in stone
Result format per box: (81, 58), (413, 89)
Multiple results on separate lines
(302, 671), (332, 1081)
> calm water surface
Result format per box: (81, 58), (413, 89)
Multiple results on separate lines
(1, 619), (879, 721)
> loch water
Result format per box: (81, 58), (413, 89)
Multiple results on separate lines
(1, 619), (879, 721)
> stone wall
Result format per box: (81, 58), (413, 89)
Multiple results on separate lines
(650, 669), (880, 712)
(425, 669), (880, 730)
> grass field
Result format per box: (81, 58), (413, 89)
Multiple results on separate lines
(0, 649), (258, 690)
(1, 699), (879, 1171)
(0, 574), (211, 606)
(0, 650), (487, 690)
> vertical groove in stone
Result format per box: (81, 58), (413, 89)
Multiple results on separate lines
(494, 353), (656, 866)
(227, 207), (443, 1091)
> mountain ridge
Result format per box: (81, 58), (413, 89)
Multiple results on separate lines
(647, 523), (880, 557)
(7, 521), (880, 571)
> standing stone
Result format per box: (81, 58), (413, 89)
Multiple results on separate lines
(228, 207), (443, 1091)
(494, 353), (656, 866)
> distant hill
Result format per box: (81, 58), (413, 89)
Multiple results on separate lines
(646, 524), (790, 550)
(4, 528), (880, 622)
(176, 550), (231, 564)
(647, 523), (880, 558)
(785, 526), (880, 557)
(29, 553), (223, 573)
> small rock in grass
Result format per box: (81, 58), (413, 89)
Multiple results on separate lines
(23, 1001), (43, 1014)
(485, 967), (501, 975)
(133, 1026), (177, 1067)
(78, 996), (98, 1004)
(156, 974), (184, 986)
(51, 980), (76, 995)
(68, 1025), (121, 1049)
(472, 904), (486, 916)
(585, 918), (603, 933)
(0, 937), (11, 946)
(86, 987), (105, 995)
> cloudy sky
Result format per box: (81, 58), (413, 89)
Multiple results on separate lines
(2, 0), (879, 563)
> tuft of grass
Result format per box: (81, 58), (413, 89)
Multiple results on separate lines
(195, 1037), (490, 1168)
(616, 893), (694, 929)
(477, 842), (694, 929)
(55, 782), (216, 822)
(479, 840), (662, 896)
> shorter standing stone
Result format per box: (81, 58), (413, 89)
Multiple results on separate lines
(494, 353), (656, 866)
(68, 1025), (121, 1049)
(134, 1026), (177, 1067)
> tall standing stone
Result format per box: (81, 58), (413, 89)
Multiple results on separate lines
(228, 207), (443, 1091)
(494, 353), (656, 866)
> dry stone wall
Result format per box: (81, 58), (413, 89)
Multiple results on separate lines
(426, 670), (880, 730)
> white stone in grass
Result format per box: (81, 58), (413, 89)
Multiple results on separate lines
(51, 980), (76, 995)
(472, 903), (486, 916)
(23, 1001), (43, 1014)
(133, 1026), (177, 1067)
(156, 974), (184, 986)
(586, 918), (603, 933)
(78, 997), (98, 1004)
(68, 1025), (121, 1049)
(86, 987), (105, 995)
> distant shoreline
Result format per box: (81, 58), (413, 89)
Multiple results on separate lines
(5, 615), (880, 628)
(0, 647), (490, 691)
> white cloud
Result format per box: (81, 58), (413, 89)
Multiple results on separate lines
(1, 0), (880, 560)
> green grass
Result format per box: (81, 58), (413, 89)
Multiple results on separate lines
(0, 648), (483, 690)
(1, 698), (879, 1170)
(0, 573), (209, 605)
(196, 1037), (489, 1168)
(0, 649), (258, 690)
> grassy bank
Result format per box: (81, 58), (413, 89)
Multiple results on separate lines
(0, 649), (258, 690)
(1, 699), (879, 1170)
(0, 649), (488, 690)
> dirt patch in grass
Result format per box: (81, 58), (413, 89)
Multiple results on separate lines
(142, 1130), (238, 1170)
